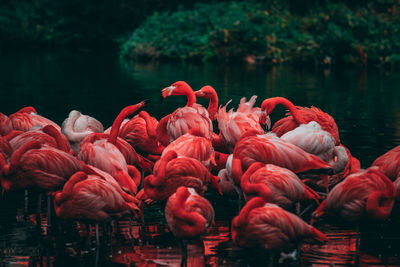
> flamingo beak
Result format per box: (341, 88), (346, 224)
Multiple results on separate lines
(194, 90), (205, 97)
(161, 85), (176, 98)
(260, 112), (271, 131)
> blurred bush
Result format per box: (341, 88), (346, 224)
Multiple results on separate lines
(121, 1), (400, 65)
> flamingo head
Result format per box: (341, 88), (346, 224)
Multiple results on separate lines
(161, 81), (192, 98)
(261, 98), (278, 115)
(194, 85), (216, 99)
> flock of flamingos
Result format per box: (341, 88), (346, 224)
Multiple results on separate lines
(0, 81), (399, 264)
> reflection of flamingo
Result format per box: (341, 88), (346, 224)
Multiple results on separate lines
(312, 168), (396, 222)
(213, 96), (266, 153)
(0, 141), (83, 191)
(0, 107), (60, 135)
(260, 97), (340, 145)
(144, 151), (221, 201)
(232, 197), (328, 250)
(231, 132), (332, 186)
(156, 81), (212, 146)
(161, 128), (216, 169)
(371, 145), (400, 181)
(62, 110), (104, 152)
(241, 162), (320, 209)
(165, 186), (214, 267)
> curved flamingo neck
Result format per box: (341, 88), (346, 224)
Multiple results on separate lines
(16, 106), (37, 114)
(42, 125), (70, 152)
(157, 151), (178, 178)
(138, 111), (156, 138)
(174, 187), (206, 234)
(57, 172), (88, 204)
(108, 102), (144, 144)
(262, 97), (304, 124)
(201, 86), (218, 120)
(9, 141), (42, 173)
(241, 163), (272, 202)
(366, 190), (394, 220)
(233, 197), (266, 228)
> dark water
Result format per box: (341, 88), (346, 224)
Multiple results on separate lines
(0, 50), (400, 266)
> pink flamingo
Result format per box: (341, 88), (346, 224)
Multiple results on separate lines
(0, 140), (83, 191)
(212, 96), (267, 153)
(5, 125), (71, 157)
(78, 103), (152, 195)
(241, 162), (320, 209)
(0, 107), (60, 135)
(53, 170), (140, 221)
(161, 128), (216, 169)
(231, 131), (332, 186)
(371, 145), (400, 181)
(61, 110), (104, 153)
(193, 85), (219, 121)
(165, 186), (214, 266)
(312, 168), (396, 222)
(260, 97), (340, 145)
(156, 81), (213, 146)
(143, 150), (221, 201)
(232, 197), (328, 250)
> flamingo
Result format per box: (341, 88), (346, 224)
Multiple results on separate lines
(312, 168), (396, 222)
(231, 197), (328, 251)
(0, 140), (83, 192)
(61, 110), (104, 153)
(117, 111), (165, 157)
(212, 96), (267, 153)
(394, 174), (400, 200)
(193, 85), (219, 121)
(370, 145), (400, 181)
(165, 186), (214, 267)
(143, 150), (221, 201)
(240, 162), (320, 210)
(78, 103), (152, 195)
(231, 131), (332, 186)
(156, 81), (213, 146)
(0, 107), (60, 135)
(161, 128), (216, 169)
(4, 125), (72, 157)
(260, 97), (340, 145)
(53, 170), (140, 221)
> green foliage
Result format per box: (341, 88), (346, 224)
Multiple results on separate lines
(121, 1), (400, 65)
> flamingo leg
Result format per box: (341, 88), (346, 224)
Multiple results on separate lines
(47, 195), (52, 236)
(95, 223), (100, 267)
(180, 239), (188, 267)
(24, 189), (29, 220)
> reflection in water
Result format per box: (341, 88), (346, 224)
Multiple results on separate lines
(0, 50), (400, 266)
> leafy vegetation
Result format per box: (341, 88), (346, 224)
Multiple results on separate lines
(121, 1), (400, 65)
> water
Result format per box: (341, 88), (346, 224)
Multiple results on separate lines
(0, 50), (400, 266)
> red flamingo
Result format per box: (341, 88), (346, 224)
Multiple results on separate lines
(61, 110), (104, 153)
(193, 85), (219, 121)
(260, 97), (340, 145)
(156, 81), (213, 146)
(231, 131), (332, 186)
(0, 107), (60, 135)
(232, 197), (328, 250)
(312, 168), (396, 223)
(143, 150), (221, 201)
(165, 186), (214, 266)
(0, 140), (83, 191)
(161, 128), (216, 169)
(213, 96), (267, 153)
(370, 145), (400, 181)
(6, 125), (71, 156)
(117, 111), (165, 157)
(53, 170), (140, 221)
(241, 162), (320, 209)
(78, 103), (152, 195)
